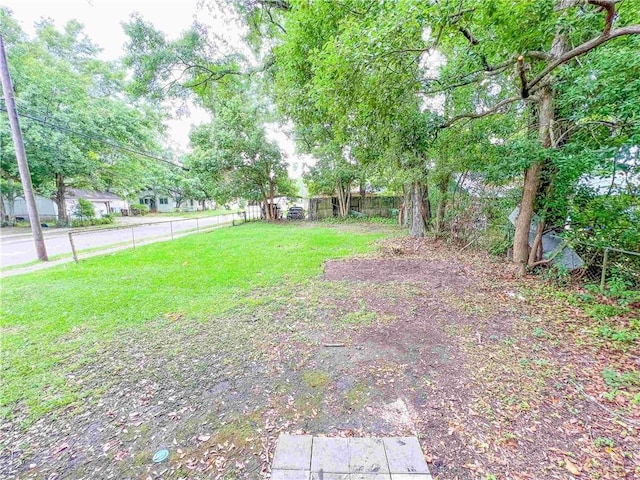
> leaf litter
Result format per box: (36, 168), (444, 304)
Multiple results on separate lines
(1, 235), (638, 479)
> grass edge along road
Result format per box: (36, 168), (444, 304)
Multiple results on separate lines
(0, 222), (391, 422)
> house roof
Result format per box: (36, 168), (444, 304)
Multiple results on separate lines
(67, 188), (123, 201)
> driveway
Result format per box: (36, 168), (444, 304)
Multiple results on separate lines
(0, 213), (240, 268)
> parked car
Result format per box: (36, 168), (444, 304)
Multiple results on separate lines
(286, 206), (306, 220)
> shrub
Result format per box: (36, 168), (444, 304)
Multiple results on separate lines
(319, 215), (397, 226)
(130, 203), (149, 216)
(71, 215), (115, 228)
(74, 198), (95, 219)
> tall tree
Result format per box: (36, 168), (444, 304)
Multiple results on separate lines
(264, 1), (437, 235)
(189, 87), (294, 219)
(240, 0), (640, 259)
(303, 143), (359, 218)
(0, 9), (165, 222)
(431, 0), (640, 273)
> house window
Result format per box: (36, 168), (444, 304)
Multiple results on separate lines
(138, 198), (144, 204)
(159, 198), (168, 205)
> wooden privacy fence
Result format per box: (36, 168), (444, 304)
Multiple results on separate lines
(308, 195), (401, 220)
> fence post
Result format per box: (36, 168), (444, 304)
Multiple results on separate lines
(68, 231), (79, 264)
(170, 221), (174, 240)
(131, 225), (136, 249)
(600, 247), (609, 290)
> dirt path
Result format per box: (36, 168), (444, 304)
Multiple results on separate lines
(2, 236), (638, 479)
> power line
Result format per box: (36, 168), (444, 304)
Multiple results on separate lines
(0, 106), (189, 171)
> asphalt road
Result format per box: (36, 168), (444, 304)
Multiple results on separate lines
(0, 213), (238, 268)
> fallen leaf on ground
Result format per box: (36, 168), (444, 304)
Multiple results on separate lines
(565, 459), (581, 476)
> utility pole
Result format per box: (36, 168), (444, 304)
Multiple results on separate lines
(0, 34), (48, 261)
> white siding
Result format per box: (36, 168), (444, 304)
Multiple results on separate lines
(66, 198), (127, 218)
(5, 195), (58, 219)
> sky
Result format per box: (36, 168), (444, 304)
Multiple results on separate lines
(3, 0), (307, 175)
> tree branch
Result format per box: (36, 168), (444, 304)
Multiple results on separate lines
(588, 0), (617, 35)
(247, 0), (290, 11)
(528, 25), (640, 91)
(264, 7), (286, 34)
(440, 96), (526, 128)
(517, 55), (529, 98)
(526, 50), (552, 61)
(531, 240), (568, 267)
(421, 56), (517, 94)
(449, 8), (476, 22)
(459, 27), (479, 45)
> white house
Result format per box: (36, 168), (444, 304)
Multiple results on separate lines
(66, 188), (127, 218)
(2, 189), (126, 222)
(3, 194), (58, 221)
(137, 190), (215, 213)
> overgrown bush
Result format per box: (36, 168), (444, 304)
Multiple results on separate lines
(74, 198), (95, 219)
(130, 203), (149, 216)
(319, 215), (397, 226)
(71, 215), (115, 228)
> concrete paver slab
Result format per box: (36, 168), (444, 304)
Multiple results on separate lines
(271, 470), (311, 480)
(349, 438), (389, 474)
(311, 437), (350, 473)
(382, 438), (430, 474)
(273, 435), (432, 480)
(349, 474), (392, 480)
(390, 475), (433, 480)
(310, 473), (349, 480)
(272, 435), (313, 471)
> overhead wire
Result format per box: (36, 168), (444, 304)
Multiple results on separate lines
(0, 105), (189, 170)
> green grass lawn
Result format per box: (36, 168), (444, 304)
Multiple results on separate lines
(0, 222), (387, 421)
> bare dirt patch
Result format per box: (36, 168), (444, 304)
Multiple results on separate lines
(324, 259), (471, 288)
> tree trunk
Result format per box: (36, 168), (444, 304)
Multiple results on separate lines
(528, 219), (545, 265)
(259, 183), (270, 220)
(54, 173), (68, 225)
(0, 188), (6, 222)
(513, 162), (541, 272)
(336, 181), (350, 217)
(399, 183), (410, 227)
(269, 180), (276, 219)
(423, 181), (432, 224)
(345, 187), (351, 217)
(513, 20), (568, 275)
(336, 182), (345, 217)
(435, 172), (451, 237)
(409, 181), (427, 237)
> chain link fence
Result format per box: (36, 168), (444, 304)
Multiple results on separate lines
(572, 243), (640, 289)
(67, 212), (243, 263)
(442, 191), (639, 290)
